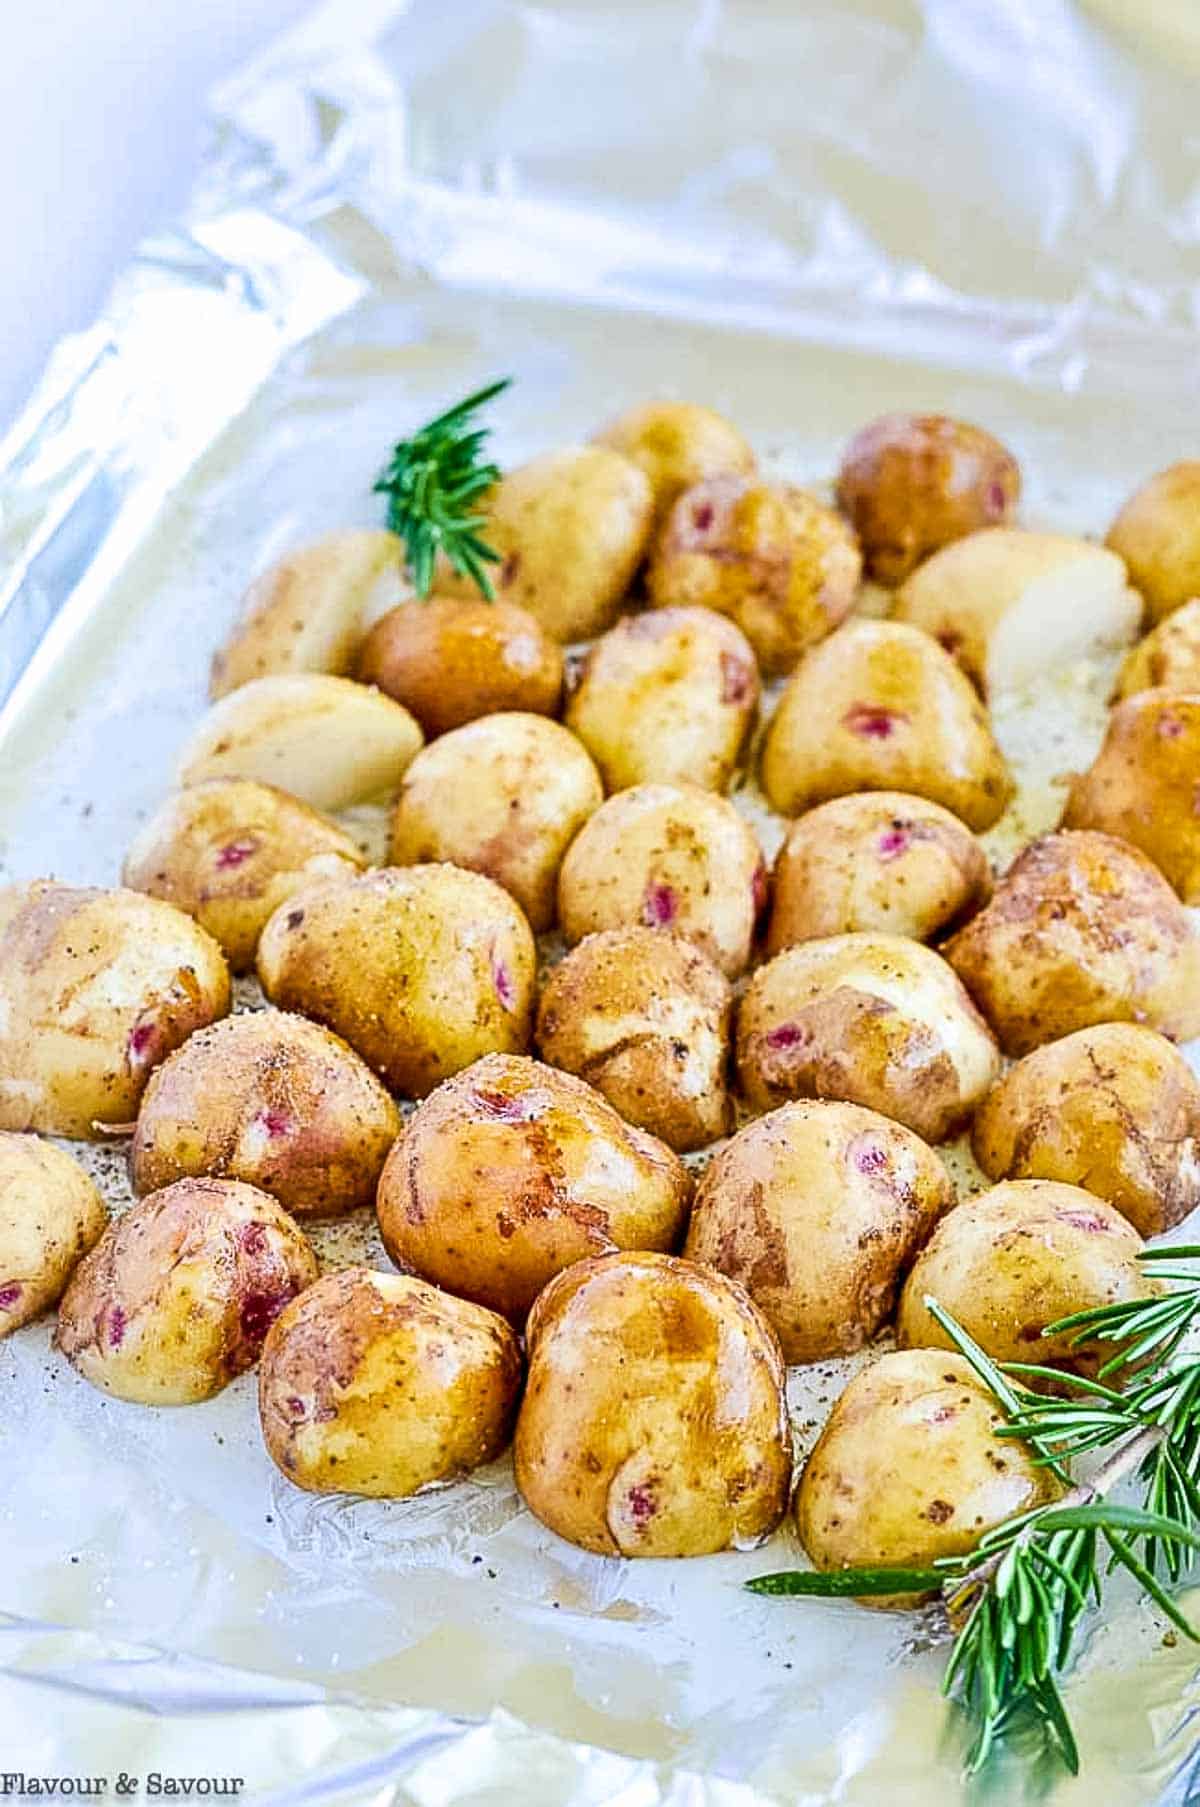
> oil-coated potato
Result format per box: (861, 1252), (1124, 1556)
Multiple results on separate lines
(557, 782), (766, 978)
(256, 865), (535, 1098)
(736, 933), (1000, 1143)
(1115, 597), (1200, 698)
(122, 778), (366, 972)
(591, 400), (756, 528)
(55, 1178), (318, 1404)
(514, 1251), (790, 1557)
(536, 927), (732, 1152)
(1106, 461), (1200, 624)
(1063, 691), (1200, 902)
(944, 830), (1200, 1054)
(684, 1100), (952, 1361)
(259, 1266), (522, 1497)
(376, 1054), (692, 1321)
(356, 595), (563, 735)
(835, 413), (1021, 586)
(0, 1134), (107, 1336)
(131, 1010), (400, 1217)
(760, 620), (1013, 830)
(0, 882), (230, 1138)
(389, 713), (602, 931)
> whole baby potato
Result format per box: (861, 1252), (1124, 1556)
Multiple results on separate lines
(1063, 691), (1200, 902)
(835, 413), (1020, 586)
(1106, 461), (1200, 624)
(131, 1010), (400, 1217)
(122, 778), (366, 972)
(0, 882), (230, 1138)
(536, 927), (733, 1152)
(389, 713), (602, 931)
(55, 1177), (318, 1405)
(565, 606), (759, 793)
(684, 1100), (952, 1361)
(1115, 596), (1200, 698)
(356, 595), (563, 735)
(736, 933), (1000, 1143)
(376, 1053), (692, 1321)
(514, 1251), (790, 1557)
(256, 865), (535, 1097)
(0, 1134), (108, 1336)
(259, 1266), (522, 1498)
(591, 400), (756, 527)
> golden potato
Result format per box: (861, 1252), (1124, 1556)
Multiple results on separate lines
(760, 620), (1013, 830)
(1106, 461), (1200, 624)
(256, 865), (535, 1098)
(376, 1054), (691, 1321)
(259, 1266), (522, 1498)
(684, 1100), (951, 1361)
(514, 1251), (790, 1557)
(55, 1177), (318, 1405)
(736, 933), (1000, 1143)
(1115, 596), (1200, 698)
(835, 413), (1020, 586)
(356, 595), (563, 735)
(122, 778), (366, 973)
(557, 781), (766, 978)
(389, 713), (602, 931)
(535, 927), (732, 1152)
(0, 882), (230, 1138)
(0, 1134), (107, 1336)
(591, 400), (756, 528)
(1063, 690), (1200, 901)
(944, 830), (1200, 1055)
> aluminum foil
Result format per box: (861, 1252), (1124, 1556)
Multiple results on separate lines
(4, 1), (1200, 1800)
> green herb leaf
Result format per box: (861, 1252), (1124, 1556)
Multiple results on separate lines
(745, 1566), (942, 1597)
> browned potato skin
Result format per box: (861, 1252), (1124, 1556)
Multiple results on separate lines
(515, 1251), (790, 1557)
(971, 1024), (1200, 1238)
(356, 596), (563, 736)
(376, 1054), (692, 1322)
(55, 1178), (318, 1405)
(836, 413), (1020, 586)
(684, 1100), (952, 1362)
(0, 1134), (108, 1336)
(766, 791), (991, 952)
(591, 400), (756, 529)
(1063, 691), (1200, 902)
(536, 928), (733, 1152)
(122, 778), (366, 973)
(256, 865), (535, 1098)
(131, 1011), (401, 1218)
(259, 1266), (522, 1498)
(1116, 597), (1200, 698)
(1106, 462), (1200, 624)
(646, 476), (861, 675)
(944, 830), (1200, 1055)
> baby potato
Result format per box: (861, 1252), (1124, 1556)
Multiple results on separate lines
(256, 865), (535, 1098)
(536, 927), (732, 1152)
(1106, 461), (1200, 624)
(259, 1266), (521, 1498)
(122, 779), (365, 973)
(766, 791), (991, 952)
(736, 933), (1000, 1143)
(944, 830), (1200, 1054)
(0, 1134), (107, 1336)
(389, 713), (602, 931)
(356, 595), (563, 735)
(684, 1100), (951, 1362)
(55, 1177), (318, 1405)
(0, 882), (230, 1138)
(760, 620), (1013, 830)
(131, 1010), (400, 1217)
(557, 781), (766, 977)
(835, 413), (1021, 585)
(376, 1053), (691, 1321)
(646, 476), (861, 675)
(178, 673), (424, 811)
(591, 400), (756, 528)
(1115, 596), (1200, 698)
(514, 1250), (790, 1557)
(565, 606), (759, 793)
(1063, 691), (1200, 902)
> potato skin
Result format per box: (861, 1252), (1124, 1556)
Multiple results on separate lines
(1106, 461), (1200, 624)
(55, 1178), (318, 1405)
(389, 713), (603, 931)
(131, 1010), (401, 1217)
(356, 595), (563, 735)
(256, 865), (535, 1098)
(1063, 690), (1200, 902)
(684, 1100), (951, 1361)
(0, 882), (231, 1138)
(766, 791), (991, 952)
(944, 830), (1200, 1055)
(514, 1251), (790, 1557)
(0, 1134), (108, 1336)
(591, 400), (756, 528)
(376, 1054), (692, 1321)
(259, 1266), (522, 1498)
(122, 778), (365, 973)
(535, 927), (733, 1152)
(1116, 597), (1200, 699)
(736, 933), (1000, 1143)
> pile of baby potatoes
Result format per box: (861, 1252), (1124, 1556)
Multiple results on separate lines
(5, 404), (1200, 1589)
